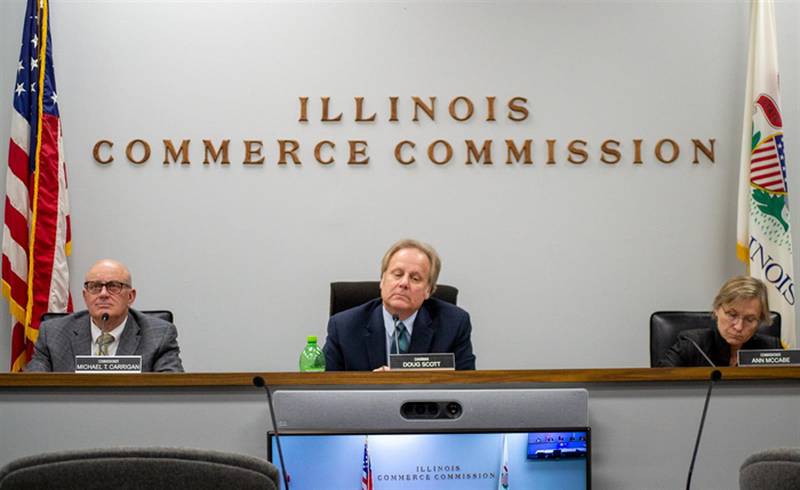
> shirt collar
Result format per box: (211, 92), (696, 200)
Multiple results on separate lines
(90, 315), (128, 347)
(382, 305), (418, 339)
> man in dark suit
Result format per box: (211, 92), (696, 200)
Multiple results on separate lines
(324, 239), (475, 371)
(25, 259), (183, 372)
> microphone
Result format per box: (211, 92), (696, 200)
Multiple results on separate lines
(253, 376), (291, 489)
(687, 337), (716, 367)
(99, 313), (110, 355)
(392, 315), (401, 356)
(685, 369), (722, 490)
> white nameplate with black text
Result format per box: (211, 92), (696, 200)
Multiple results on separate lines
(388, 353), (455, 371)
(75, 356), (143, 373)
(738, 349), (800, 367)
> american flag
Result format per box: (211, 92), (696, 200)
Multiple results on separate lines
(3, 0), (72, 372)
(361, 437), (373, 490)
(497, 434), (509, 490)
(750, 134), (788, 192)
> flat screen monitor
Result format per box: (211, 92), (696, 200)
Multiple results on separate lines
(268, 428), (590, 489)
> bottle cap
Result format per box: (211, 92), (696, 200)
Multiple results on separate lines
(307, 335), (318, 343)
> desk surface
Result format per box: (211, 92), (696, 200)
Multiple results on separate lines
(3, 366), (799, 490)
(2, 366), (800, 387)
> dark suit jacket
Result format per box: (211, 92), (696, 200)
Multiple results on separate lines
(658, 327), (782, 367)
(323, 297), (476, 371)
(25, 309), (184, 372)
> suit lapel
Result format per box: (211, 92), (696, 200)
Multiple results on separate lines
(408, 303), (434, 354)
(365, 303), (387, 369)
(116, 312), (141, 355)
(70, 317), (92, 356)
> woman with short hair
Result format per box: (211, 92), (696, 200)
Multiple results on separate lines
(658, 276), (781, 367)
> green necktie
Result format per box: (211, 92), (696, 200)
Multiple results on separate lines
(391, 322), (410, 354)
(96, 332), (114, 356)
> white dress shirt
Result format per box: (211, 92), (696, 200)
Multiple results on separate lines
(90, 316), (128, 356)
(382, 306), (418, 359)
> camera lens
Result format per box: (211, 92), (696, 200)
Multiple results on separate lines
(445, 402), (461, 418)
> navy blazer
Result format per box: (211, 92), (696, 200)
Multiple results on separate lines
(323, 297), (476, 371)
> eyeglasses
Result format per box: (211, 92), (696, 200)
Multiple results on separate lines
(722, 308), (759, 327)
(83, 281), (131, 295)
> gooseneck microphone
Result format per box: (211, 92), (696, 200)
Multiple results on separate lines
(687, 337), (716, 368)
(686, 369), (722, 490)
(253, 376), (290, 489)
(392, 314), (401, 356)
(99, 313), (110, 355)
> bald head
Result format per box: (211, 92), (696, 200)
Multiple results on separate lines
(84, 259), (133, 286)
(82, 259), (136, 331)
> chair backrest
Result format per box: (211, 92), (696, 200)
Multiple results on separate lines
(649, 310), (781, 367)
(41, 310), (174, 324)
(330, 281), (458, 316)
(740, 448), (800, 490)
(0, 447), (279, 490)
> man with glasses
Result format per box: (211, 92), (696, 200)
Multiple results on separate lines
(25, 259), (184, 372)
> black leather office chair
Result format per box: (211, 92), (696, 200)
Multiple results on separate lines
(0, 447), (280, 490)
(740, 448), (800, 490)
(649, 311), (781, 367)
(41, 310), (174, 324)
(330, 281), (458, 316)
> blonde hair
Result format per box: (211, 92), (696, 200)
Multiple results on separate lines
(380, 239), (441, 293)
(712, 276), (771, 325)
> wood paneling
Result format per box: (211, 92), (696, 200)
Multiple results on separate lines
(2, 367), (799, 388)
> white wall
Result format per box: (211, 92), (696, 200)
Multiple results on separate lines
(0, 0), (798, 371)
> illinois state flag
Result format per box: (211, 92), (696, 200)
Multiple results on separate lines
(3, 0), (72, 371)
(737, 0), (796, 347)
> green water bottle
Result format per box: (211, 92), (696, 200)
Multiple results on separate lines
(299, 336), (326, 372)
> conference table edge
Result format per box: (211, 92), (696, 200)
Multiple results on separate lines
(0, 367), (798, 388)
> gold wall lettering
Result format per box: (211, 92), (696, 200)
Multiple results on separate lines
(91, 95), (716, 169)
(93, 138), (716, 167)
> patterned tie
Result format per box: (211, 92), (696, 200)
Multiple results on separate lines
(96, 332), (114, 356)
(391, 322), (411, 354)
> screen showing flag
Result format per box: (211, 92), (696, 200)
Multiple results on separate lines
(268, 429), (590, 490)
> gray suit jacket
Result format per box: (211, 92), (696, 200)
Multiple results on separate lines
(25, 309), (184, 372)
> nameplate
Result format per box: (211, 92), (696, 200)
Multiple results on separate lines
(75, 356), (143, 373)
(388, 353), (455, 371)
(738, 349), (800, 367)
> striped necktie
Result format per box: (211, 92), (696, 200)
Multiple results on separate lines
(391, 322), (410, 354)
